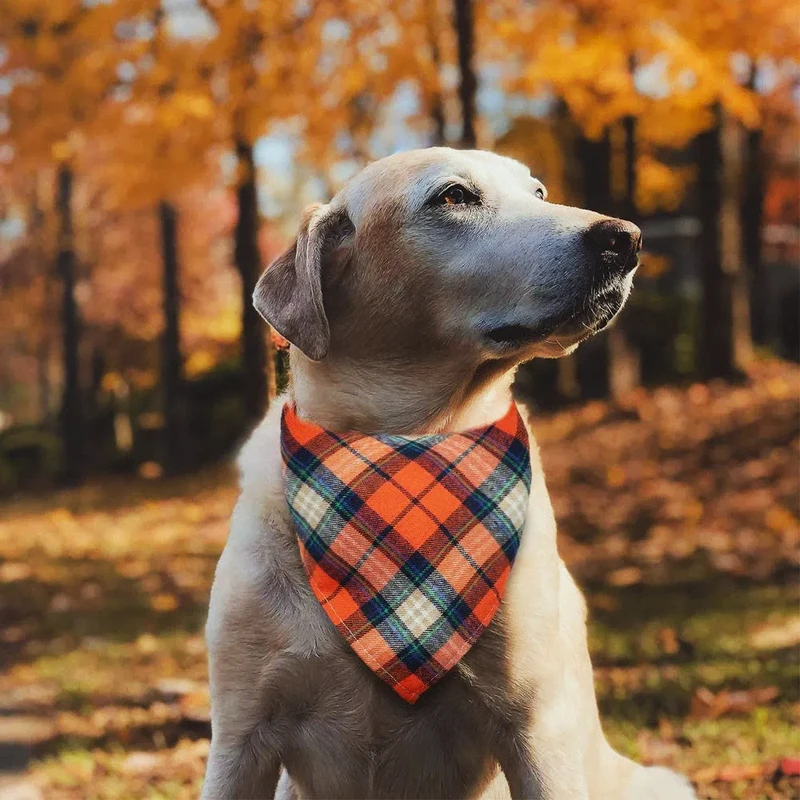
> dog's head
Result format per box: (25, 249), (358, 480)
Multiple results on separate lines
(255, 147), (640, 367)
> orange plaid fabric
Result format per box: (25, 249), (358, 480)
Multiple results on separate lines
(281, 403), (531, 703)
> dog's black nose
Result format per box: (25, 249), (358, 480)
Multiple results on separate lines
(586, 218), (642, 274)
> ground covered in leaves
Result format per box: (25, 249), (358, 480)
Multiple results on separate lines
(0, 360), (797, 799)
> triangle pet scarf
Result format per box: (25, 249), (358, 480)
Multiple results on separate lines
(281, 402), (531, 703)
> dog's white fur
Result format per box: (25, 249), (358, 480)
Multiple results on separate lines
(203, 148), (696, 799)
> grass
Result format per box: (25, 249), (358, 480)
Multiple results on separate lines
(589, 579), (799, 790)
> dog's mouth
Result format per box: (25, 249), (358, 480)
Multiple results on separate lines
(482, 281), (631, 353)
(483, 323), (545, 349)
(571, 286), (628, 333)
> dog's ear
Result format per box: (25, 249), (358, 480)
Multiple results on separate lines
(253, 203), (352, 362)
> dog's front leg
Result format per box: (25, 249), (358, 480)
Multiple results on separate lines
(484, 689), (586, 800)
(202, 728), (281, 800)
(518, 696), (591, 800)
(494, 722), (591, 800)
(493, 742), (545, 800)
(202, 527), (287, 800)
(500, 546), (592, 797)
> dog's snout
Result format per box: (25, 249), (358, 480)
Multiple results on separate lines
(585, 218), (641, 273)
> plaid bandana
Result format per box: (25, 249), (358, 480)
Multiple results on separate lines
(281, 402), (531, 703)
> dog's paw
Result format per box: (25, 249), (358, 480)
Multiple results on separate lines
(623, 765), (697, 800)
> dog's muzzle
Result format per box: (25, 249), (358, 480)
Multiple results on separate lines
(481, 217), (642, 352)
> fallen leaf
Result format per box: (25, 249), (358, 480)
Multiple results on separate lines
(156, 678), (199, 700)
(606, 465), (626, 487)
(136, 633), (158, 653)
(689, 686), (780, 720)
(589, 592), (620, 612)
(717, 763), (770, 782)
(657, 627), (694, 658)
(658, 627), (680, 655)
(607, 566), (642, 587)
(121, 751), (160, 774)
(138, 461), (164, 480)
(779, 757), (800, 777)
(150, 592), (179, 612)
(750, 616), (800, 651)
(691, 762), (772, 784)
(0, 562), (31, 582)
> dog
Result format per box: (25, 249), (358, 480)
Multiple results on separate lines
(202, 148), (696, 799)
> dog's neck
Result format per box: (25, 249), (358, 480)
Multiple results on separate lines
(289, 350), (518, 435)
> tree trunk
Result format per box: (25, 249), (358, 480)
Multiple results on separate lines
(56, 163), (83, 485)
(696, 104), (749, 378)
(608, 109), (642, 399)
(37, 317), (51, 421)
(697, 108), (730, 377)
(608, 324), (640, 399)
(721, 109), (753, 369)
(234, 138), (268, 422)
(742, 124), (765, 344)
(158, 200), (185, 475)
(453, 0), (477, 148)
(577, 128), (612, 214)
(557, 355), (581, 401)
(426, 4), (447, 146)
(31, 188), (51, 422)
(576, 128), (613, 398)
(742, 67), (766, 345)
(622, 116), (637, 221)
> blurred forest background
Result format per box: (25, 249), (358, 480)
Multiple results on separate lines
(0, 1), (798, 799)
(0, 0), (798, 488)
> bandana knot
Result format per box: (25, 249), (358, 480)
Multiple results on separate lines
(281, 403), (531, 703)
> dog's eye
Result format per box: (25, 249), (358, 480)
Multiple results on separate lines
(534, 187), (545, 200)
(434, 185), (479, 206)
(443, 186), (468, 205)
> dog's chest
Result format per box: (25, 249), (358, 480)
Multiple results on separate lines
(272, 615), (520, 798)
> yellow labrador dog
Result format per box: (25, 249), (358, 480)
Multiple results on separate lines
(203, 148), (695, 799)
